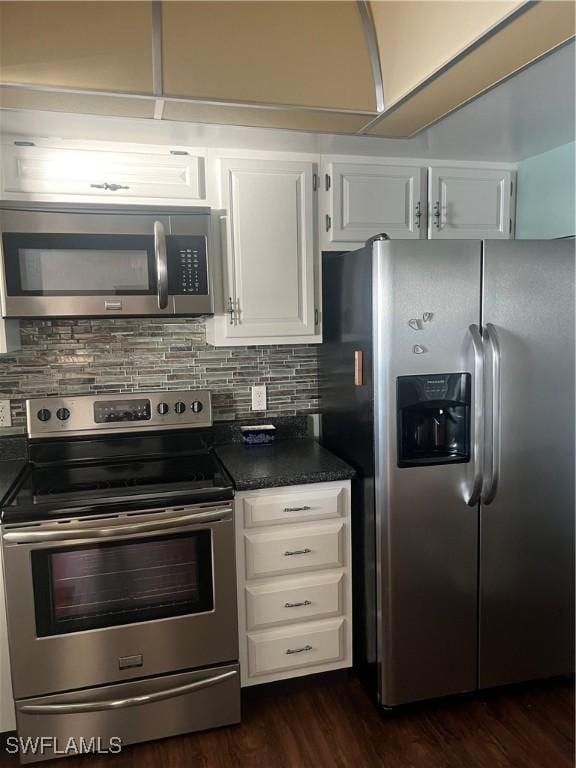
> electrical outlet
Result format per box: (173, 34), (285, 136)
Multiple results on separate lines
(251, 385), (267, 412)
(0, 400), (12, 428)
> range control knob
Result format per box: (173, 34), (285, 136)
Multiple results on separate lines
(56, 407), (71, 421)
(157, 402), (170, 415)
(174, 401), (186, 414)
(37, 408), (51, 422)
(191, 401), (203, 414)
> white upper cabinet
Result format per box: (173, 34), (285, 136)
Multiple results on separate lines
(428, 166), (514, 239)
(322, 160), (426, 249)
(0, 142), (207, 204)
(207, 157), (319, 346)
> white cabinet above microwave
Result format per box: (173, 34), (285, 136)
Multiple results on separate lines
(0, 203), (218, 318)
(1, 144), (207, 204)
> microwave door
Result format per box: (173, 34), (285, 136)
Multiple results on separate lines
(0, 227), (174, 318)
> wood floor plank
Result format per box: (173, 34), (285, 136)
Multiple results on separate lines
(0, 674), (572, 768)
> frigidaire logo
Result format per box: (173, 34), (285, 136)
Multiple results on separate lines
(5, 736), (122, 757)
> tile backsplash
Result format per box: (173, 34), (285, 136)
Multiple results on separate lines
(0, 318), (320, 428)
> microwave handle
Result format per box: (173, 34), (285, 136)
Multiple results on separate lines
(154, 220), (168, 310)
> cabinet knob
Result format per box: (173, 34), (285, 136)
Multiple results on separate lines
(433, 201), (441, 229)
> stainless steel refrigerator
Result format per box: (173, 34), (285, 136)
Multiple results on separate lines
(319, 238), (575, 708)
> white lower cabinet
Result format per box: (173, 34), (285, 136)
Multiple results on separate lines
(244, 521), (344, 580)
(236, 480), (352, 686)
(247, 618), (346, 678)
(241, 484), (346, 528)
(245, 572), (344, 631)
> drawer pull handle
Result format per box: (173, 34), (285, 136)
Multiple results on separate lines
(283, 506), (312, 513)
(284, 600), (312, 608)
(286, 645), (313, 655)
(284, 548), (312, 557)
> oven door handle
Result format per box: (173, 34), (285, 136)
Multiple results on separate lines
(154, 220), (169, 311)
(2, 507), (232, 544)
(17, 669), (238, 715)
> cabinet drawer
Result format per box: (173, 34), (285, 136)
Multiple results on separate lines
(242, 486), (345, 528)
(244, 522), (344, 580)
(245, 572), (344, 630)
(247, 618), (345, 678)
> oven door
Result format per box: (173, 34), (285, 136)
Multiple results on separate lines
(2, 503), (238, 699)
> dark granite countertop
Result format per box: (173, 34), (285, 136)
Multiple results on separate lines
(215, 438), (356, 491)
(0, 460), (26, 504)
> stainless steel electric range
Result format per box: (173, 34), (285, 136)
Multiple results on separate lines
(1, 390), (240, 764)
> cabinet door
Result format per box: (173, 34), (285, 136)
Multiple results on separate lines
(428, 167), (514, 239)
(220, 159), (317, 339)
(1, 145), (206, 202)
(326, 162), (426, 244)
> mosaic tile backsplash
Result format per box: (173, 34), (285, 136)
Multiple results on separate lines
(0, 319), (320, 428)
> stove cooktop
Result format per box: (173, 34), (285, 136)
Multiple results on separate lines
(2, 390), (234, 524)
(2, 451), (233, 523)
(33, 453), (222, 497)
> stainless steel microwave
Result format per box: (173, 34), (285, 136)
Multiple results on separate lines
(0, 202), (216, 318)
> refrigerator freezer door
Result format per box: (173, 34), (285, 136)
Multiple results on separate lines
(479, 240), (575, 688)
(373, 240), (482, 706)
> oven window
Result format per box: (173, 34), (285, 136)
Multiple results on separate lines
(2, 233), (156, 296)
(31, 532), (214, 637)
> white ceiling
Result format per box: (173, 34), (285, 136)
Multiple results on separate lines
(0, 40), (574, 163)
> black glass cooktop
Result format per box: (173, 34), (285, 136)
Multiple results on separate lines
(1, 432), (233, 523)
(32, 454), (225, 498)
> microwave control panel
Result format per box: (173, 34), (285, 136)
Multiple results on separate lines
(168, 235), (208, 295)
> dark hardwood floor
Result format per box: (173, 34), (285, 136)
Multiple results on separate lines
(1, 673), (573, 768)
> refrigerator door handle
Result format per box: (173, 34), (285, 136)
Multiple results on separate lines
(482, 322), (501, 504)
(466, 324), (484, 506)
